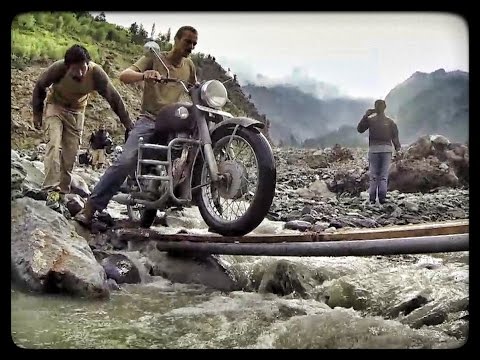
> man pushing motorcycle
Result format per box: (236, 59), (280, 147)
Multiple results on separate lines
(75, 25), (199, 226)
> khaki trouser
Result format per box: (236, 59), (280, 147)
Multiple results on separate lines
(42, 104), (84, 193)
(91, 148), (106, 168)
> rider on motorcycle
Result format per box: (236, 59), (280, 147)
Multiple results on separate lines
(75, 25), (199, 226)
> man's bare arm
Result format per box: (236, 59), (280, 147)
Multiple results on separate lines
(119, 68), (145, 84)
(31, 61), (67, 123)
(93, 66), (133, 130)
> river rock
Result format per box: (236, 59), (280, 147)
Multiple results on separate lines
(11, 197), (110, 299)
(257, 260), (315, 298)
(101, 253), (141, 284)
(137, 241), (240, 291)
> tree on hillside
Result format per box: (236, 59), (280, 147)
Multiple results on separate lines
(129, 22), (139, 36)
(75, 12), (92, 19)
(129, 22), (148, 44)
(94, 12), (106, 22)
(165, 28), (171, 42)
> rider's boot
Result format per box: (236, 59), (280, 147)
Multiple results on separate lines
(74, 199), (96, 226)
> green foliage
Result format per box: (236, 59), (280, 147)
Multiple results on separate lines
(11, 11), (136, 66)
(13, 14), (36, 30)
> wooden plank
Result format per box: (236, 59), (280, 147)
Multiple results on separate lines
(115, 219), (468, 244)
(316, 220), (469, 241)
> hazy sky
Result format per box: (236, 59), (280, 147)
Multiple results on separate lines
(95, 12), (468, 99)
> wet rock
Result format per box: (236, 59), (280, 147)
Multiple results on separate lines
(11, 197), (109, 299)
(91, 221), (110, 234)
(22, 186), (48, 201)
(278, 303), (308, 318)
(387, 294), (430, 318)
(11, 161), (27, 195)
(101, 253), (141, 284)
(401, 303), (448, 329)
(107, 278), (121, 291)
(65, 194), (84, 217)
(70, 174), (91, 198)
(139, 242), (239, 291)
(258, 260), (314, 298)
(324, 280), (370, 311)
(284, 220), (313, 232)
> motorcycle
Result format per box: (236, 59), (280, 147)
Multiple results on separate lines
(111, 41), (277, 236)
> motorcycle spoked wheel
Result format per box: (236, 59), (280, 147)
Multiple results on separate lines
(193, 126), (276, 236)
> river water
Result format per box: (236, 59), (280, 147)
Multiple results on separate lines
(11, 248), (468, 349)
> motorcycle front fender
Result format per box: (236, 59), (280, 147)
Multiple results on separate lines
(210, 117), (265, 137)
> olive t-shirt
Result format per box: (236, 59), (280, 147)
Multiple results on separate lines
(130, 51), (197, 117)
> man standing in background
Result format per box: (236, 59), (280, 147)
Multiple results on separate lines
(357, 99), (401, 204)
(89, 124), (112, 170)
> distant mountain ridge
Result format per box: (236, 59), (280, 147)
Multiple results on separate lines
(385, 68), (469, 144)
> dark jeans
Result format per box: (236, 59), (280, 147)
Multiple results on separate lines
(368, 151), (392, 203)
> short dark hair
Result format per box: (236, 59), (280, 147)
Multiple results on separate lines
(374, 99), (386, 108)
(174, 26), (198, 40)
(64, 44), (91, 66)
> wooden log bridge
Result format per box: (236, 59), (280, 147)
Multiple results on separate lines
(115, 220), (469, 257)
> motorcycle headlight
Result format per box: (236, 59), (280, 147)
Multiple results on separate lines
(200, 80), (228, 109)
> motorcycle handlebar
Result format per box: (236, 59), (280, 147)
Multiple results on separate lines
(154, 77), (194, 90)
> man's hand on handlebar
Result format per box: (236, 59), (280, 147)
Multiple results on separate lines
(143, 70), (162, 81)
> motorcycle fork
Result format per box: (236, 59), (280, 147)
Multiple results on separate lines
(190, 92), (220, 183)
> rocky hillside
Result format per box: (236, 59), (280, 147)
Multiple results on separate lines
(243, 83), (373, 147)
(11, 12), (269, 150)
(385, 69), (469, 144)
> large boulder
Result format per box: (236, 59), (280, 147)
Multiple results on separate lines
(388, 158), (459, 193)
(11, 197), (110, 299)
(305, 150), (329, 169)
(126, 240), (240, 291)
(402, 135), (469, 188)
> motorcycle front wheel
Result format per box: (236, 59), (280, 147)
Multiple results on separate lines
(193, 126), (276, 236)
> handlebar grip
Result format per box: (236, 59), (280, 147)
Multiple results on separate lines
(154, 77), (177, 84)
(153, 78), (195, 89)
